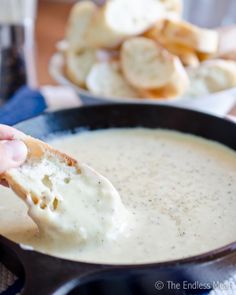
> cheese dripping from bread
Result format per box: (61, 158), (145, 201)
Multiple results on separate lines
(1, 135), (129, 250)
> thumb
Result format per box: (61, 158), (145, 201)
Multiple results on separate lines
(0, 140), (28, 173)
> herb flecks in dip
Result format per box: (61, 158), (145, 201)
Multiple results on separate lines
(1, 128), (236, 264)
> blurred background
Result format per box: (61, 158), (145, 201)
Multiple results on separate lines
(0, 0), (236, 91)
(0, 0), (236, 116)
(34, 0), (236, 85)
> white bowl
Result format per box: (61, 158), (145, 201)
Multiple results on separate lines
(49, 52), (236, 116)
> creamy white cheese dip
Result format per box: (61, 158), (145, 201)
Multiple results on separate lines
(1, 128), (236, 264)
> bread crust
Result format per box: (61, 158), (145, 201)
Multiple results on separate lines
(121, 37), (189, 97)
(185, 59), (236, 97)
(121, 37), (177, 89)
(1, 136), (80, 202)
(86, 62), (142, 98)
(66, 1), (97, 51)
(65, 49), (97, 87)
(160, 19), (219, 54)
(141, 56), (189, 99)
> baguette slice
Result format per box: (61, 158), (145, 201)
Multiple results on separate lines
(144, 23), (200, 67)
(66, 1), (97, 51)
(121, 37), (174, 89)
(121, 37), (189, 91)
(162, 42), (200, 67)
(66, 49), (97, 87)
(84, 0), (165, 49)
(141, 56), (189, 99)
(86, 62), (142, 98)
(1, 135), (129, 246)
(102, 0), (164, 35)
(160, 19), (219, 54)
(185, 59), (236, 97)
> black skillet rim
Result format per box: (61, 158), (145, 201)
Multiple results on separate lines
(11, 103), (236, 269)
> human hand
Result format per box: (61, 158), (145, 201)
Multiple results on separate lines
(0, 125), (27, 178)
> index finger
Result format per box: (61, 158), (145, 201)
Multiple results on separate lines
(0, 125), (25, 140)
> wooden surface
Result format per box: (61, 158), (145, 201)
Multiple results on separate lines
(36, 0), (73, 85)
(35, 0), (236, 115)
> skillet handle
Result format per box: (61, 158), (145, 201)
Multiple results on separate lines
(0, 236), (109, 295)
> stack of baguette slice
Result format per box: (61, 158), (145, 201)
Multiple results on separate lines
(64, 0), (236, 100)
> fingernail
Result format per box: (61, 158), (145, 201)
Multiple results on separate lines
(5, 140), (28, 164)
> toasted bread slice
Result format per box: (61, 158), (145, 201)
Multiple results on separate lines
(102, 0), (164, 35)
(86, 62), (141, 98)
(121, 37), (188, 91)
(163, 42), (199, 67)
(65, 49), (97, 87)
(1, 135), (129, 245)
(1, 135), (79, 208)
(141, 56), (189, 99)
(83, 5), (124, 49)
(121, 37), (175, 89)
(160, 19), (219, 54)
(143, 19), (165, 40)
(185, 59), (236, 97)
(84, 0), (165, 49)
(66, 1), (97, 51)
(141, 85), (181, 100)
(144, 23), (200, 67)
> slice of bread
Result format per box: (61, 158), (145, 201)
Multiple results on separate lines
(104, 0), (164, 35)
(66, 1), (97, 51)
(160, 19), (219, 54)
(144, 22), (200, 67)
(86, 62), (141, 98)
(141, 56), (189, 99)
(1, 135), (129, 245)
(121, 37), (175, 89)
(141, 84), (182, 99)
(162, 42), (199, 67)
(66, 49), (97, 87)
(84, 0), (165, 49)
(96, 49), (120, 63)
(66, 0), (180, 50)
(121, 37), (189, 92)
(1, 135), (79, 211)
(185, 59), (236, 97)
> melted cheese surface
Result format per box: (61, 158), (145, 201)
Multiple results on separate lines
(1, 128), (236, 264)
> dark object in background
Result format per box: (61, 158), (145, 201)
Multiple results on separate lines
(1, 104), (236, 295)
(0, 25), (27, 103)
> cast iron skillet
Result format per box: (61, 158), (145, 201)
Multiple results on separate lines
(1, 104), (236, 295)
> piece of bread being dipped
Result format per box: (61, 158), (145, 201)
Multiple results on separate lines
(1, 134), (129, 249)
